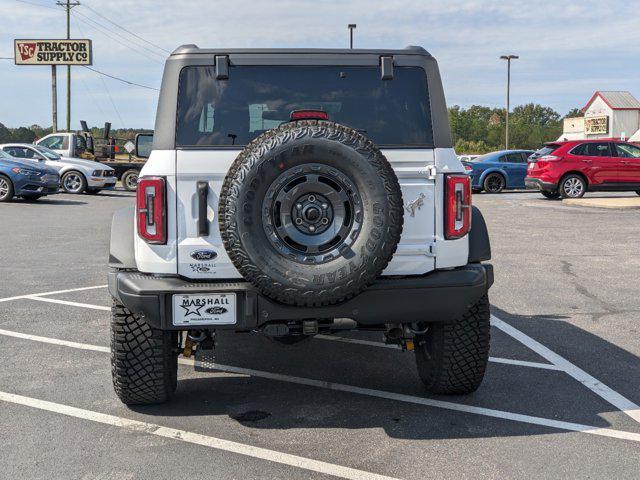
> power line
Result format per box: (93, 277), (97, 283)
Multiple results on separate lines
(81, 2), (170, 54)
(71, 9), (165, 63)
(96, 71), (126, 128)
(14, 0), (58, 10)
(83, 65), (160, 91)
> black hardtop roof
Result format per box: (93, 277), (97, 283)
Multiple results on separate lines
(170, 44), (432, 58)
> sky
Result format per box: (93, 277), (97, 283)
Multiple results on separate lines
(1, 0), (639, 130)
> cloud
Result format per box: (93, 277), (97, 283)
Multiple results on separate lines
(1, 0), (638, 128)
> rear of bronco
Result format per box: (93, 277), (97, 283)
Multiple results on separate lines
(108, 46), (493, 405)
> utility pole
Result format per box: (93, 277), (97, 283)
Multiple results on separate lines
(51, 66), (58, 132)
(348, 24), (356, 49)
(500, 54), (518, 149)
(57, 0), (80, 131)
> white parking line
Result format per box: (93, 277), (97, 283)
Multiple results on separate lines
(0, 391), (399, 480)
(491, 315), (640, 424)
(25, 296), (110, 311)
(2, 328), (640, 444)
(0, 285), (107, 303)
(314, 334), (562, 371)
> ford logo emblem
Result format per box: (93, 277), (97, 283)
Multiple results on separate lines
(190, 249), (217, 261)
(205, 306), (228, 315)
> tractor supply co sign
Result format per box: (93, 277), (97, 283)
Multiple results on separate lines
(584, 116), (609, 135)
(14, 39), (92, 65)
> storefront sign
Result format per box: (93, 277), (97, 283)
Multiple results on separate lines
(584, 116), (609, 135)
(14, 39), (92, 65)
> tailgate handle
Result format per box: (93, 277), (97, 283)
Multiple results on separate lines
(197, 181), (209, 236)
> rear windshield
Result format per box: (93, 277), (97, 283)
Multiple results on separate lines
(175, 65), (433, 148)
(530, 144), (560, 160)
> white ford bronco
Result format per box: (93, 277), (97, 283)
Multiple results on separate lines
(108, 45), (493, 405)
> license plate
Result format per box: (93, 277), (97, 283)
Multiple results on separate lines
(172, 293), (236, 326)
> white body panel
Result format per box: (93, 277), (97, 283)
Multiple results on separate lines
(134, 147), (469, 278)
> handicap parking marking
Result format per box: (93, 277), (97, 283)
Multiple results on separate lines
(1, 327), (640, 444)
(0, 390), (399, 480)
(0, 285), (107, 303)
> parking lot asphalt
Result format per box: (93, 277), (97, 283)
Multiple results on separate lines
(1, 189), (640, 479)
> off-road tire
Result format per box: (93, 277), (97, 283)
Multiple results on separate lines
(414, 294), (490, 394)
(541, 190), (560, 199)
(110, 300), (178, 405)
(219, 120), (403, 307)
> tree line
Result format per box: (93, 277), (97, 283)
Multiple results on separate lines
(450, 103), (582, 153)
(1, 103), (582, 153)
(0, 123), (148, 144)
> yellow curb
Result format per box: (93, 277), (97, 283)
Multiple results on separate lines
(563, 197), (640, 209)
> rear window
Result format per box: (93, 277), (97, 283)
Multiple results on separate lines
(175, 65), (433, 148)
(530, 144), (560, 161)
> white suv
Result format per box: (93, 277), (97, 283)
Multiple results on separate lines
(108, 46), (493, 405)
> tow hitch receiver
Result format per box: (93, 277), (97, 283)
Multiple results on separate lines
(186, 331), (217, 372)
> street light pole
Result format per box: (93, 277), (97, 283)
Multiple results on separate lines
(500, 54), (518, 149)
(348, 24), (356, 49)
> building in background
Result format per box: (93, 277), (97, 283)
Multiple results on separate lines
(558, 91), (640, 142)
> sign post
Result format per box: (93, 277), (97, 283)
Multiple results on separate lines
(14, 39), (92, 133)
(51, 66), (58, 132)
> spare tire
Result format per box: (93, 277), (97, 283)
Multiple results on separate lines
(219, 120), (403, 307)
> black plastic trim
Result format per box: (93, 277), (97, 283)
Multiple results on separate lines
(468, 206), (491, 263)
(108, 206), (137, 270)
(197, 181), (209, 236)
(109, 264), (493, 331)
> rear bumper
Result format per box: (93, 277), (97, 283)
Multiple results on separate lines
(525, 177), (556, 191)
(109, 263), (493, 331)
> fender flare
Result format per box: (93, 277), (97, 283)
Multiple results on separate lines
(109, 206), (137, 270)
(480, 167), (507, 186)
(468, 206), (491, 263)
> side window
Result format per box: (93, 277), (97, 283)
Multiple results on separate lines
(499, 155), (509, 163)
(521, 152), (533, 162)
(40, 135), (67, 150)
(503, 153), (523, 163)
(4, 147), (21, 157)
(588, 143), (612, 157)
(570, 144), (586, 156)
(75, 135), (86, 150)
(615, 143), (640, 158)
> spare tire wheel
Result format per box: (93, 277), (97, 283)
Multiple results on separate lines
(218, 120), (403, 307)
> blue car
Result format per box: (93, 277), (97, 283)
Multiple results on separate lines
(0, 149), (60, 202)
(462, 149), (534, 193)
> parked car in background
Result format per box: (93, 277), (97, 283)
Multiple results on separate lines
(526, 139), (640, 199)
(0, 144), (116, 194)
(458, 154), (479, 163)
(461, 150), (534, 193)
(0, 149), (59, 202)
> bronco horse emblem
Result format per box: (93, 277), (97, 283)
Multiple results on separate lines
(404, 193), (426, 217)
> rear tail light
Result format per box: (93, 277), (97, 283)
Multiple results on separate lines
(445, 174), (471, 240)
(137, 176), (166, 244)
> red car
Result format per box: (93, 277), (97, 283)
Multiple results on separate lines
(525, 139), (640, 198)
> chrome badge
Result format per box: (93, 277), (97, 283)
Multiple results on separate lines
(404, 193), (426, 217)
